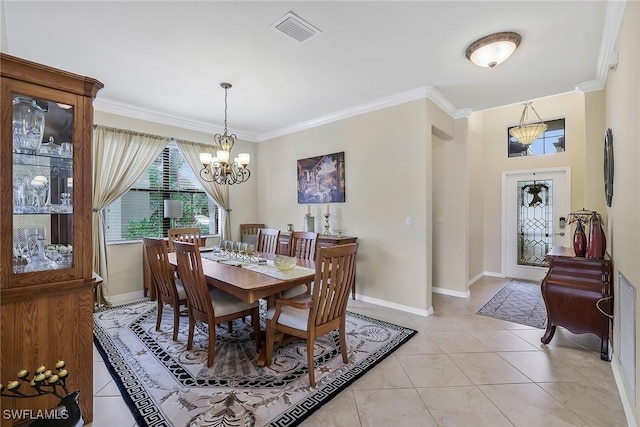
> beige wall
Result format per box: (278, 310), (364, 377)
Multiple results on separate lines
(604, 0), (640, 420)
(467, 113), (485, 281)
(256, 99), (453, 313)
(433, 118), (469, 294)
(583, 90), (607, 217)
(472, 92), (588, 275)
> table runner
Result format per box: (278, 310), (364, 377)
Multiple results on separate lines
(200, 251), (314, 280)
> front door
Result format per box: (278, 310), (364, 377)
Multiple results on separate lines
(504, 169), (570, 281)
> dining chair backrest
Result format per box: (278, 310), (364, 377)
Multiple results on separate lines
(168, 228), (201, 252)
(142, 237), (186, 341)
(256, 228), (280, 255)
(240, 223), (265, 244)
(288, 231), (318, 260)
(265, 242), (358, 386)
(143, 237), (178, 300)
(309, 243), (358, 328)
(173, 241), (212, 319)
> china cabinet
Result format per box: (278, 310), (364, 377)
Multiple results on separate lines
(0, 53), (103, 425)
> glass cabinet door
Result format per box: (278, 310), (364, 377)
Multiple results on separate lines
(12, 93), (74, 274)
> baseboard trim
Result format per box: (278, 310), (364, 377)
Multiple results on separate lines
(354, 293), (433, 317)
(107, 290), (146, 306)
(611, 352), (639, 427)
(468, 272), (484, 286)
(432, 287), (470, 299)
(483, 271), (505, 278)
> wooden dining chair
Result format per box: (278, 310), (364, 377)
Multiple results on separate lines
(265, 243), (358, 387)
(287, 231), (318, 260)
(142, 237), (187, 341)
(255, 228), (280, 255)
(280, 231), (319, 298)
(240, 223), (265, 244)
(173, 241), (261, 367)
(167, 227), (202, 252)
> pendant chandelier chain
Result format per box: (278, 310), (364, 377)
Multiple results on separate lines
(198, 82), (251, 185)
(223, 85), (229, 135)
(519, 102), (544, 126)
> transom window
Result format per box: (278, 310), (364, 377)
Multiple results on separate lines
(105, 141), (218, 241)
(508, 118), (565, 157)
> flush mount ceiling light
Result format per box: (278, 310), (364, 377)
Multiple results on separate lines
(465, 31), (522, 68)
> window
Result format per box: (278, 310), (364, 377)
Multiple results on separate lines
(105, 141), (218, 241)
(508, 118), (565, 157)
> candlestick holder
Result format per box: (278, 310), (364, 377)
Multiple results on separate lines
(1, 360), (83, 425)
(304, 214), (315, 232)
(323, 213), (331, 236)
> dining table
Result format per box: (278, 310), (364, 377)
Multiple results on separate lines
(166, 250), (315, 305)
(166, 249), (315, 366)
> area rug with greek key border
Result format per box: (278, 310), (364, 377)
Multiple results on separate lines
(476, 279), (547, 329)
(93, 300), (416, 426)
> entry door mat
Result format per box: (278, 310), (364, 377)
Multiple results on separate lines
(93, 300), (416, 426)
(476, 279), (547, 328)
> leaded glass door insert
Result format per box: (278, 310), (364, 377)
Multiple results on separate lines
(517, 179), (553, 267)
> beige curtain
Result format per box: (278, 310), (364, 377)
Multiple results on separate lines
(93, 125), (168, 305)
(175, 140), (231, 240)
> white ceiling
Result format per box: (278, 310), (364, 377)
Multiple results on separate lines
(1, 1), (622, 142)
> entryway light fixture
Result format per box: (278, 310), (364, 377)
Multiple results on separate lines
(465, 31), (521, 68)
(509, 101), (548, 145)
(199, 83), (251, 185)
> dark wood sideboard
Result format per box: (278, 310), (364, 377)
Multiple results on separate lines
(540, 246), (613, 360)
(277, 233), (358, 255)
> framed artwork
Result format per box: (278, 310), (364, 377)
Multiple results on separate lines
(297, 151), (345, 203)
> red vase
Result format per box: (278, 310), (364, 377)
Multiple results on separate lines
(587, 212), (606, 259)
(572, 219), (587, 257)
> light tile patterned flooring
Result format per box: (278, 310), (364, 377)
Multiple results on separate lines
(88, 277), (627, 426)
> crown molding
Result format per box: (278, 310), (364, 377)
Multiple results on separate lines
(257, 87), (433, 141)
(576, 0), (627, 93)
(95, 87), (468, 143)
(424, 86), (458, 117)
(257, 86), (465, 141)
(93, 97), (258, 142)
(454, 108), (474, 119)
(575, 79), (604, 93)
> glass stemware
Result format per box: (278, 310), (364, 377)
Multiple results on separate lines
(60, 192), (72, 211)
(13, 175), (27, 212)
(28, 174), (49, 209)
(24, 235), (58, 272)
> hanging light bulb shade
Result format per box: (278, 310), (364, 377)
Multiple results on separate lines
(509, 102), (548, 145)
(199, 82), (251, 185)
(465, 31), (521, 68)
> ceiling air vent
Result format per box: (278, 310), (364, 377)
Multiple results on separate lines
(271, 11), (321, 43)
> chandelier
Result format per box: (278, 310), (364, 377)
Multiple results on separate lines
(199, 82), (250, 185)
(509, 102), (548, 145)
